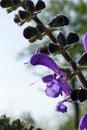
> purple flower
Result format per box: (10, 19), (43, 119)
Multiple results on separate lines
(30, 53), (71, 112)
(56, 97), (71, 113)
(79, 113), (87, 130)
(42, 74), (62, 98)
(83, 32), (87, 52)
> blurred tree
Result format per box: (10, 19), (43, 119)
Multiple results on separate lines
(20, 112), (35, 126)
(59, 116), (77, 130)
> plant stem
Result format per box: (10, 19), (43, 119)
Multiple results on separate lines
(33, 15), (87, 88)
(34, 16), (57, 43)
(34, 16), (45, 26)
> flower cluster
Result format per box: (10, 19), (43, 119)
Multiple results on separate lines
(29, 32), (87, 130)
(0, 0), (87, 130)
(30, 53), (71, 112)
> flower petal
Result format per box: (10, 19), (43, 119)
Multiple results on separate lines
(79, 113), (87, 130)
(56, 97), (71, 112)
(45, 79), (62, 98)
(30, 53), (62, 75)
(42, 75), (54, 83)
(83, 33), (87, 52)
(60, 81), (71, 96)
(45, 87), (57, 97)
(56, 102), (67, 113)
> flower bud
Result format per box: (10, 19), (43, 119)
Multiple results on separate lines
(0, 0), (20, 8)
(14, 14), (21, 24)
(25, 0), (34, 12)
(18, 10), (29, 20)
(0, 0), (13, 8)
(78, 53), (87, 66)
(36, 128), (43, 130)
(71, 89), (79, 102)
(78, 89), (87, 102)
(49, 43), (60, 54)
(35, 0), (46, 11)
(57, 32), (66, 46)
(36, 45), (50, 54)
(49, 14), (69, 28)
(66, 32), (79, 45)
(23, 26), (37, 39)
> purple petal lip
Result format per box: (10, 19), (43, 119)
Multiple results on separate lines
(56, 102), (67, 113)
(83, 33), (87, 52)
(79, 113), (87, 130)
(45, 78), (62, 98)
(42, 75), (54, 83)
(30, 53), (66, 76)
(56, 97), (70, 113)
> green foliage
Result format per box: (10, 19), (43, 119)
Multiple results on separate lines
(59, 116), (77, 130)
(0, 115), (43, 130)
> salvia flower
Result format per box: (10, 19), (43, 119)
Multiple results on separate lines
(79, 113), (87, 130)
(83, 32), (87, 52)
(56, 97), (71, 113)
(30, 53), (71, 112)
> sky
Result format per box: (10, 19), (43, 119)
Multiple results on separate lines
(0, 2), (74, 130)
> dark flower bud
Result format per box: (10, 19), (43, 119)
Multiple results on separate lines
(36, 45), (50, 54)
(25, 0), (34, 12)
(0, 0), (13, 8)
(66, 32), (79, 45)
(18, 10), (29, 20)
(78, 53), (87, 66)
(0, 0), (20, 8)
(14, 14), (21, 23)
(78, 89), (87, 102)
(35, 0), (46, 11)
(36, 128), (43, 130)
(48, 43), (60, 54)
(71, 89), (79, 102)
(49, 14), (69, 28)
(57, 32), (66, 46)
(23, 26), (37, 39)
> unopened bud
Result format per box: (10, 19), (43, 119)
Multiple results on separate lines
(23, 26), (37, 39)
(78, 53), (87, 66)
(35, 0), (46, 11)
(0, 0), (13, 8)
(18, 10), (29, 20)
(49, 43), (60, 54)
(57, 32), (66, 46)
(49, 14), (69, 28)
(25, 0), (34, 12)
(66, 32), (79, 45)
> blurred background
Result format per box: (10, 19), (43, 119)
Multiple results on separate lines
(0, 0), (87, 130)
